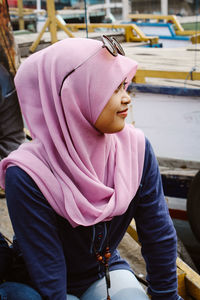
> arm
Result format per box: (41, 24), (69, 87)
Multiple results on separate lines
(134, 139), (181, 300)
(0, 64), (25, 160)
(5, 166), (67, 300)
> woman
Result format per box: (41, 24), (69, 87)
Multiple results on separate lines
(0, 36), (182, 300)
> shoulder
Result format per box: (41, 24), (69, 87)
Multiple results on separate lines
(5, 166), (39, 193)
(6, 165), (31, 182)
(140, 138), (162, 195)
(116, 124), (145, 154)
(143, 137), (158, 171)
(5, 166), (48, 211)
(124, 124), (144, 140)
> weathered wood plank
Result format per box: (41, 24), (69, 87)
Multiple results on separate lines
(127, 220), (200, 300)
(177, 257), (200, 300)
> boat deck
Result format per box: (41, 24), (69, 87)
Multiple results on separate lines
(122, 42), (200, 89)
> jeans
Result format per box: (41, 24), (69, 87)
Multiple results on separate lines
(0, 282), (42, 300)
(0, 270), (148, 300)
(67, 269), (149, 300)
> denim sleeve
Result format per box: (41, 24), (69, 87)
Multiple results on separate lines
(0, 232), (12, 281)
(134, 138), (179, 300)
(5, 166), (67, 300)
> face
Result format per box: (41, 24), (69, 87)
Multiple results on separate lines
(94, 80), (131, 134)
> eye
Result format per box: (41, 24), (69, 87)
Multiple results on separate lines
(115, 80), (128, 93)
(123, 81), (128, 89)
(114, 85), (121, 93)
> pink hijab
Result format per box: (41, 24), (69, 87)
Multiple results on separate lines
(0, 38), (145, 227)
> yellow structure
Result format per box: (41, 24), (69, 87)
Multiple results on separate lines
(9, 0), (36, 30)
(12, 2), (160, 52)
(9, 7), (40, 16)
(17, 0), (24, 30)
(191, 34), (200, 44)
(66, 23), (159, 44)
(127, 220), (200, 300)
(134, 69), (200, 84)
(29, 0), (74, 53)
(129, 14), (200, 37)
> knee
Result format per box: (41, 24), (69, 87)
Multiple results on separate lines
(0, 282), (42, 300)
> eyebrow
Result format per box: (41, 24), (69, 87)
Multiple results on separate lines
(117, 79), (127, 90)
(117, 82), (123, 89)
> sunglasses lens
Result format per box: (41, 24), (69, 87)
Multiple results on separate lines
(102, 35), (118, 56)
(111, 37), (125, 56)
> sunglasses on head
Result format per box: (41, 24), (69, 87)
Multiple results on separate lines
(102, 35), (125, 57)
(59, 35), (125, 96)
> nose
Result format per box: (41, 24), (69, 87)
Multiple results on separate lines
(121, 90), (131, 105)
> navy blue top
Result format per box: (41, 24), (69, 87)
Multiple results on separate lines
(5, 138), (179, 300)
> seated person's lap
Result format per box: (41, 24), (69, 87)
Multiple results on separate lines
(68, 269), (148, 300)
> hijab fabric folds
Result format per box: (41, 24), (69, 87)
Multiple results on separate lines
(0, 38), (145, 227)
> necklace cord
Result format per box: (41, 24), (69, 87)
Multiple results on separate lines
(94, 222), (111, 300)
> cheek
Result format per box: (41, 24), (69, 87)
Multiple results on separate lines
(94, 107), (116, 133)
(105, 98), (119, 114)
(94, 94), (121, 132)
(103, 105), (118, 125)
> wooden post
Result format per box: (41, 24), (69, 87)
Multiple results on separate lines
(17, 0), (24, 30)
(46, 0), (57, 44)
(29, 0), (74, 53)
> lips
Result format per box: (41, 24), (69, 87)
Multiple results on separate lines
(117, 108), (128, 117)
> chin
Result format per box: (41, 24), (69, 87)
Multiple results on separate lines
(108, 124), (125, 134)
(117, 123), (125, 132)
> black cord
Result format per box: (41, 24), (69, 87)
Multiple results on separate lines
(134, 273), (148, 287)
